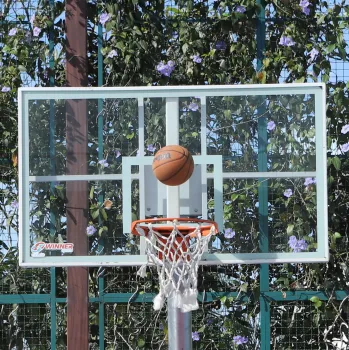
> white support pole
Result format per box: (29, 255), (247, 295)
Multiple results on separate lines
(166, 97), (192, 350)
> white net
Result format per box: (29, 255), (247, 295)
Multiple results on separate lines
(135, 220), (216, 313)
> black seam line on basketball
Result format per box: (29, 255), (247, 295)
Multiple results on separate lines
(152, 153), (186, 171)
(160, 157), (191, 182)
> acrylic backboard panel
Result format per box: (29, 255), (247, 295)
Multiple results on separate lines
(18, 84), (328, 267)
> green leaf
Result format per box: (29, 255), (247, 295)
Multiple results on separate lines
(91, 209), (99, 220)
(90, 186), (94, 199)
(286, 224), (294, 235)
(182, 43), (188, 54)
(326, 44), (336, 54)
(334, 232), (341, 239)
(115, 41), (125, 51)
(310, 296), (322, 308)
(137, 337), (145, 348)
(239, 283), (248, 293)
(295, 76), (305, 83)
(18, 65), (27, 72)
(100, 208), (108, 221)
(332, 156), (341, 170)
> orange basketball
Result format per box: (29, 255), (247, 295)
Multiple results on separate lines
(152, 145), (194, 186)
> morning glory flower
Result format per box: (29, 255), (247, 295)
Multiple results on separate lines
(288, 236), (308, 252)
(108, 49), (118, 58)
(267, 121), (276, 131)
(98, 159), (109, 168)
(309, 48), (319, 62)
(304, 177), (316, 186)
(33, 27), (41, 37)
(188, 102), (199, 111)
(86, 225), (97, 236)
(233, 335), (248, 345)
(1, 86), (10, 92)
(304, 178), (316, 186)
(11, 200), (19, 209)
(192, 332), (200, 341)
(235, 5), (246, 13)
(224, 228), (235, 239)
(299, 0), (311, 15)
(156, 61), (175, 77)
(115, 150), (121, 158)
(9, 28), (17, 36)
(147, 144), (156, 152)
(341, 143), (349, 153)
(284, 189), (293, 198)
(215, 41), (227, 50)
(279, 36), (295, 47)
(341, 124), (349, 134)
(99, 13), (110, 25)
(193, 55), (202, 63)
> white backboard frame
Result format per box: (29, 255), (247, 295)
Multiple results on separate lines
(18, 84), (328, 267)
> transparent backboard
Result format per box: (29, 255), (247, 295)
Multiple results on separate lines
(18, 84), (328, 266)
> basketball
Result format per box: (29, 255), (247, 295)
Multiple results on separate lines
(152, 145), (194, 186)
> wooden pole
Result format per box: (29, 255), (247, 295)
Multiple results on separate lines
(65, 1), (89, 349)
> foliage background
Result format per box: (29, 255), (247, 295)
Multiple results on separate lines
(0, 0), (348, 349)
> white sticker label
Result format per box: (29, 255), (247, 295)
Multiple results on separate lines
(31, 242), (74, 257)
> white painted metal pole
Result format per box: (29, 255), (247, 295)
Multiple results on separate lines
(166, 98), (192, 350)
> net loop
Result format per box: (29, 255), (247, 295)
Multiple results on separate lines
(132, 218), (218, 312)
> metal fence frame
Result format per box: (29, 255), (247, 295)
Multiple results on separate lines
(0, 1), (348, 349)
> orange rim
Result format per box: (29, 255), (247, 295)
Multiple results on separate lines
(131, 218), (218, 237)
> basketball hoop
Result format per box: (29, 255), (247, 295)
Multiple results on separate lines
(131, 218), (218, 312)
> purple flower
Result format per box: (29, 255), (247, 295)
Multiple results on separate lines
(86, 225), (97, 236)
(304, 177), (316, 186)
(9, 28), (17, 36)
(341, 124), (349, 134)
(288, 236), (308, 252)
(284, 189), (293, 198)
(309, 48), (319, 62)
(299, 0), (311, 15)
(288, 236), (298, 250)
(33, 27), (41, 37)
(235, 5), (246, 13)
(193, 55), (202, 63)
(341, 143), (349, 153)
(98, 159), (109, 168)
(156, 61), (175, 77)
(215, 41), (227, 50)
(147, 144), (156, 152)
(279, 36), (295, 47)
(224, 228), (235, 239)
(99, 13), (110, 25)
(296, 239), (308, 252)
(107, 49), (118, 58)
(11, 200), (19, 209)
(1, 86), (10, 93)
(115, 150), (121, 158)
(188, 102), (199, 111)
(233, 335), (248, 345)
(192, 331), (200, 341)
(267, 120), (276, 131)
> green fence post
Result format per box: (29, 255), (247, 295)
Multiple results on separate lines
(256, 0), (271, 349)
(50, 267), (57, 349)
